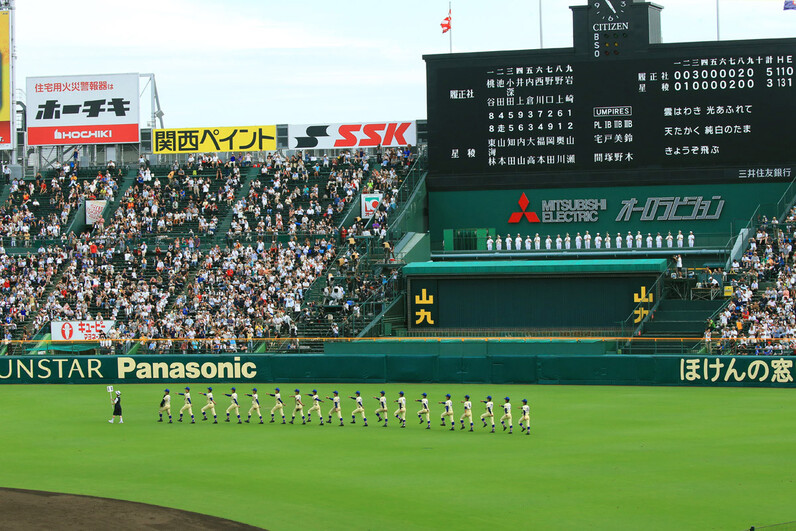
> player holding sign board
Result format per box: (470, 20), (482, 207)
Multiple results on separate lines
(416, 392), (430, 429)
(327, 391), (344, 426)
(178, 387), (195, 424)
(307, 390), (324, 425)
(245, 388), (263, 424)
(109, 389), (123, 424)
(158, 389), (172, 423)
(200, 387), (217, 423)
(268, 388), (285, 424)
(225, 387), (242, 424)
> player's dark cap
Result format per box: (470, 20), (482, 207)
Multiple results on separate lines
(380, 390), (385, 395)
(275, 387), (280, 392)
(399, 391), (404, 395)
(487, 395), (492, 400)
(355, 391), (360, 395)
(231, 387), (236, 391)
(522, 399), (527, 403)
(333, 391), (338, 394)
(422, 392), (427, 397)
(505, 397), (510, 401)
(253, 388), (257, 392)
(185, 386), (190, 390)
(295, 388), (300, 393)
(446, 393), (451, 398)
(465, 394), (470, 399)
(165, 388), (169, 392)
(313, 389), (317, 393)
(208, 387), (212, 391)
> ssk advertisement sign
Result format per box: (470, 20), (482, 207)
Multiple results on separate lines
(26, 73), (140, 146)
(288, 121), (416, 150)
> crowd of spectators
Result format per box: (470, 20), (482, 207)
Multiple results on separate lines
(706, 214), (796, 356)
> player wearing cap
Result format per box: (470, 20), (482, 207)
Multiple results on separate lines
(267, 388), (285, 423)
(158, 389), (172, 423)
(393, 391), (407, 428)
(109, 390), (123, 424)
(178, 387), (195, 424)
(200, 387), (217, 423)
(327, 391), (344, 426)
(416, 392), (430, 429)
(439, 394), (455, 431)
(224, 387), (242, 424)
(290, 389), (305, 424)
(307, 390), (324, 425)
(500, 397), (513, 434)
(519, 399), (531, 435)
(349, 391), (367, 426)
(245, 388), (263, 424)
(460, 395), (474, 431)
(480, 396), (495, 433)
(374, 391), (388, 427)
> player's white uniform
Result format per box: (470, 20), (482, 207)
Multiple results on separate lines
(375, 396), (388, 417)
(480, 400), (495, 427)
(270, 392), (284, 417)
(201, 392), (216, 417)
(248, 393), (261, 418)
(460, 400), (473, 425)
(308, 393), (323, 423)
(500, 402), (513, 428)
(328, 395), (342, 422)
(441, 399), (454, 425)
(179, 392), (193, 417)
(351, 395), (366, 421)
(394, 396), (406, 421)
(159, 394), (171, 416)
(520, 404), (530, 431)
(417, 397), (430, 422)
(226, 392), (240, 416)
(292, 394), (304, 421)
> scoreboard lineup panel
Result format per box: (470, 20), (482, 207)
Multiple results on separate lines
(425, 39), (796, 190)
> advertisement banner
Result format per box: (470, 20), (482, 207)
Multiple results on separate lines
(0, 11), (12, 150)
(51, 320), (116, 341)
(288, 121), (417, 150)
(26, 73), (140, 146)
(153, 125), (276, 154)
(360, 193), (383, 219)
(85, 200), (106, 225)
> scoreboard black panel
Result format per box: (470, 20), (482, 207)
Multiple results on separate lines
(425, 35), (796, 190)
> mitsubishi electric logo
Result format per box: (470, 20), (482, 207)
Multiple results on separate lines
(54, 129), (112, 140)
(508, 193), (541, 223)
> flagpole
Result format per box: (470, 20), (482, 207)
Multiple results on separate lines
(449, 0), (452, 53)
(539, 0), (544, 49)
(716, 0), (720, 41)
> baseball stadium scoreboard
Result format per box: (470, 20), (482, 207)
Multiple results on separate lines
(425, 1), (796, 190)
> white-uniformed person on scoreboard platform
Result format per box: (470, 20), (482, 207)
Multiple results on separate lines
(349, 391), (367, 426)
(374, 390), (388, 427)
(500, 397), (513, 434)
(460, 394), (474, 432)
(158, 388), (172, 423)
(481, 395), (495, 433)
(200, 387), (217, 423)
(394, 391), (407, 428)
(307, 389), (324, 425)
(520, 398), (531, 435)
(439, 393), (455, 431)
(109, 390), (123, 424)
(245, 388), (263, 424)
(178, 386), (195, 423)
(224, 387), (242, 424)
(327, 391), (344, 426)
(416, 392), (430, 429)
(290, 389), (305, 424)
(268, 387), (285, 423)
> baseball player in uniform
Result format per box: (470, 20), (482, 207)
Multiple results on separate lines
(290, 389), (305, 424)
(245, 388), (263, 424)
(480, 395), (495, 433)
(460, 394), (474, 431)
(519, 399), (531, 435)
(200, 387), (217, 423)
(327, 391), (343, 426)
(109, 390), (123, 424)
(416, 392), (430, 429)
(439, 394), (455, 431)
(268, 388), (285, 423)
(394, 391), (407, 428)
(500, 397), (513, 434)
(374, 391), (388, 427)
(225, 387), (242, 424)
(307, 390), (324, 425)
(158, 389), (172, 423)
(349, 391), (367, 426)
(178, 386), (195, 423)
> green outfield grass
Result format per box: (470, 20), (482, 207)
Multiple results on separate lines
(0, 383), (794, 530)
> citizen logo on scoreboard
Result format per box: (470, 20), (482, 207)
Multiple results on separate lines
(289, 121), (417, 149)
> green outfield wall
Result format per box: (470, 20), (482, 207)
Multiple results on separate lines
(0, 354), (792, 388)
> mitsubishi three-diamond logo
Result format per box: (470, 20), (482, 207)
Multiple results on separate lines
(508, 193), (541, 223)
